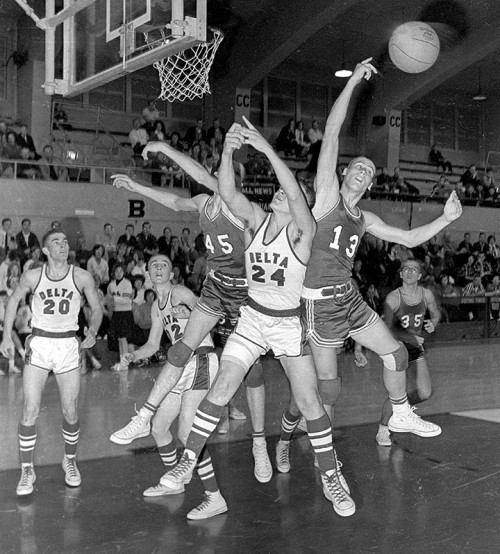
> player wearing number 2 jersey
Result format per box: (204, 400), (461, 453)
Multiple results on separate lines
(376, 258), (440, 446)
(0, 229), (102, 496)
(299, 58), (461, 444)
(110, 141), (274, 487)
(159, 119), (357, 518)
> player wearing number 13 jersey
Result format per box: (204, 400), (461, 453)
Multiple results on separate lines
(298, 58), (461, 443)
(0, 229), (102, 496)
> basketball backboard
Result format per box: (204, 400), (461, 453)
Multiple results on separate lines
(45, 0), (206, 97)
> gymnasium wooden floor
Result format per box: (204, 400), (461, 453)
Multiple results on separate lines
(1, 337), (499, 553)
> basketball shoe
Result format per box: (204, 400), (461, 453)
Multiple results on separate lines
(160, 450), (197, 489)
(314, 456), (350, 494)
(252, 440), (272, 483)
(16, 465), (36, 496)
(62, 455), (81, 487)
(187, 491), (228, 520)
(321, 471), (356, 517)
(275, 440), (291, 473)
(110, 410), (151, 444)
(388, 406), (441, 437)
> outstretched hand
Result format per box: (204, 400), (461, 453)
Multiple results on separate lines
(111, 174), (136, 191)
(223, 123), (245, 154)
(350, 57), (378, 85)
(443, 190), (463, 222)
(240, 116), (271, 154)
(142, 141), (165, 161)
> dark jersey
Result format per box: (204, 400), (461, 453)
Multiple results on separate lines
(199, 195), (246, 279)
(393, 287), (427, 337)
(304, 195), (366, 288)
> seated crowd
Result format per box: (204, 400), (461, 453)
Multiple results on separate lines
(0, 219), (208, 374)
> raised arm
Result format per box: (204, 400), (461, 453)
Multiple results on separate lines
(365, 191), (463, 248)
(241, 117), (315, 238)
(142, 141), (219, 193)
(315, 58), (377, 207)
(218, 123), (260, 227)
(111, 174), (207, 213)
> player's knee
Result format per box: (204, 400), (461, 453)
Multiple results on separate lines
(167, 340), (193, 369)
(380, 342), (408, 372)
(244, 361), (264, 388)
(21, 406), (40, 426)
(318, 377), (342, 406)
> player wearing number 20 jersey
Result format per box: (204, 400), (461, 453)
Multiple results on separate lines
(303, 195), (378, 347)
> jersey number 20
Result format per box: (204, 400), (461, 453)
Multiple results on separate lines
(43, 298), (70, 315)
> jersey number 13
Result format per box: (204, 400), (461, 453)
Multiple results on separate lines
(329, 225), (359, 258)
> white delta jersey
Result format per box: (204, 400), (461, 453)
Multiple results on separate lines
(157, 287), (213, 348)
(245, 215), (306, 310)
(31, 264), (81, 332)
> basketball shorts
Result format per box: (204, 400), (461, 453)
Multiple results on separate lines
(169, 349), (218, 396)
(196, 274), (248, 345)
(404, 342), (425, 364)
(25, 335), (80, 374)
(303, 287), (378, 348)
(222, 304), (306, 370)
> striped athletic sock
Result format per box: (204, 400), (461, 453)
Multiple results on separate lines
(306, 414), (336, 474)
(19, 424), (37, 465)
(142, 401), (158, 418)
(197, 447), (219, 493)
(390, 394), (409, 413)
(252, 430), (266, 444)
(63, 420), (80, 457)
(185, 398), (225, 457)
(158, 439), (177, 468)
(280, 411), (300, 442)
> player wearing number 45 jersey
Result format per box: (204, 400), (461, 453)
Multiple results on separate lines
(293, 58), (461, 445)
(110, 141), (273, 487)
(160, 118), (356, 518)
(0, 229), (102, 496)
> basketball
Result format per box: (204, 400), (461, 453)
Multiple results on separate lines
(389, 22), (440, 73)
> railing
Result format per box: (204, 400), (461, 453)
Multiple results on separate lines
(440, 295), (500, 340)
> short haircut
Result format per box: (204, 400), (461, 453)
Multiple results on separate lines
(297, 178), (316, 209)
(182, 227), (190, 234)
(92, 244), (104, 255)
(147, 253), (172, 273)
(42, 228), (66, 247)
(401, 258), (422, 272)
(144, 288), (156, 301)
(142, 221), (151, 228)
(21, 218), (31, 226)
(2, 218), (11, 226)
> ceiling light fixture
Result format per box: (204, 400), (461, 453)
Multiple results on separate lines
(335, 43), (352, 78)
(472, 68), (486, 101)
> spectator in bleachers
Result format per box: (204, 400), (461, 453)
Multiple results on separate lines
(374, 166), (391, 192)
(17, 124), (39, 160)
(109, 241), (129, 278)
(0, 120), (8, 145)
(39, 145), (69, 181)
(101, 222), (117, 261)
(75, 235), (92, 270)
(184, 117), (206, 147)
(463, 181), (480, 203)
(481, 166), (495, 190)
(53, 103), (72, 131)
(142, 100), (161, 134)
(157, 227), (172, 256)
(1, 131), (21, 177)
(457, 232), (473, 255)
(473, 251), (492, 281)
(16, 146), (38, 179)
(419, 254), (435, 287)
(391, 166), (419, 196)
(461, 164), (481, 190)
(189, 142), (203, 164)
(307, 120), (323, 146)
(430, 175), (452, 200)
(207, 118), (226, 148)
(170, 263), (184, 286)
(0, 219), (16, 255)
(203, 152), (217, 175)
(276, 119), (297, 156)
(150, 120), (168, 142)
(180, 227), (192, 258)
(169, 236), (186, 270)
(482, 185), (499, 204)
(486, 275), (500, 322)
(22, 246), (43, 273)
(16, 219), (39, 266)
(87, 244), (109, 291)
(294, 121), (310, 158)
(169, 131), (185, 152)
(487, 235), (500, 261)
(428, 144), (452, 173)
(118, 224), (138, 251)
(136, 222), (157, 261)
(458, 254), (476, 287)
(473, 232), (489, 255)
(129, 118), (149, 160)
(462, 275), (486, 321)
(131, 250), (148, 279)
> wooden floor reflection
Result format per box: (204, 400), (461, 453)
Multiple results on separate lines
(1, 339), (500, 553)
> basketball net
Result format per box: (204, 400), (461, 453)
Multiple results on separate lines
(149, 28), (223, 103)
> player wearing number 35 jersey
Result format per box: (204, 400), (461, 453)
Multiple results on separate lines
(0, 229), (102, 497)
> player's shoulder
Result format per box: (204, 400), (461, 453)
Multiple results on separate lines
(73, 265), (95, 287)
(385, 288), (400, 306)
(422, 286), (436, 302)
